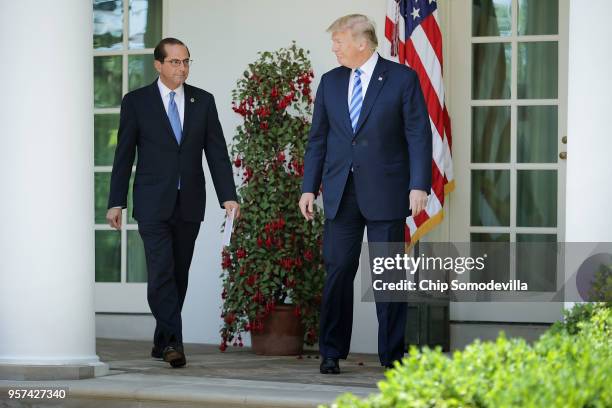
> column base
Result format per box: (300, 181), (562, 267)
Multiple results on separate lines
(0, 362), (109, 380)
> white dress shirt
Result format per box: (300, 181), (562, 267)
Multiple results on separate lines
(347, 52), (379, 106)
(157, 77), (185, 129)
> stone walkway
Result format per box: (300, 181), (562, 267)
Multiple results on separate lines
(0, 338), (386, 407)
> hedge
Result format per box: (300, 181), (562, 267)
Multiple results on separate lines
(329, 303), (611, 408)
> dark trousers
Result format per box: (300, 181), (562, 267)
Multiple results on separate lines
(138, 192), (201, 348)
(319, 174), (407, 366)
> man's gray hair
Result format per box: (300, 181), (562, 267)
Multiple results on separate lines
(327, 14), (378, 50)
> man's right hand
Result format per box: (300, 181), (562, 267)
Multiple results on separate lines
(299, 193), (316, 221)
(106, 208), (122, 230)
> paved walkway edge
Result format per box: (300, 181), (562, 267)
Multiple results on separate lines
(0, 372), (378, 408)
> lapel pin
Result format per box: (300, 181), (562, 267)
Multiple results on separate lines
(190, 97), (195, 103)
(378, 76), (383, 81)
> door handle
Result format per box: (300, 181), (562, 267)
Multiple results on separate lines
(559, 151), (567, 160)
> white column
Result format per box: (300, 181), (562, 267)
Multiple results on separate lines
(0, 0), (106, 378)
(566, 1), (612, 241)
(564, 0), (612, 308)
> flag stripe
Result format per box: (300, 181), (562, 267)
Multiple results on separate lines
(420, 10), (444, 71)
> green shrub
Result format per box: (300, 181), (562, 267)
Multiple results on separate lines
(328, 304), (611, 408)
(549, 302), (610, 335)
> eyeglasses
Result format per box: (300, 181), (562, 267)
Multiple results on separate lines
(163, 58), (193, 67)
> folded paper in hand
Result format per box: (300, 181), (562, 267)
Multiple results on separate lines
(222, 207), (236, 247)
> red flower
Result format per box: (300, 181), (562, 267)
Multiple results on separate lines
(257, 236), (263, 247)
(304, 250), (313, 262)
(219, 342), (227, 352)
(243, 166), (253, 182)
(256, 106), (270, 118)
(278, 217), (286, 229)
(302, 87), (311, 96)
(280, 258), (293, 271)
(277, 151), (285, 162)
(270, 87), (279, 98)
(224, 313), (236, 325)
(252, 291), (264, 304)
(307, 327), (316, 340)
(234, 157), (242, 167)
(246, 274), (257, 286)
(260, 121), (269, 131)
(236, 248), (246, 259)
(221, 255), (231, 269)
(239, 266), (246, 276)
(265, 236), (272, 248)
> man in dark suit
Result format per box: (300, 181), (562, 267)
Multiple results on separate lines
(299, 15), (432, 374)
(106, 38), (239, 368)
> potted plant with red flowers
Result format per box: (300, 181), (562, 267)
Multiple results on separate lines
(219, 43), (325, 355)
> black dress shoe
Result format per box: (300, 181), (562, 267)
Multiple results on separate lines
(151, 346), (164, 359)
(163, 345), (186, 368)
(383, 360), (400, 370)
(320, 357), (340, 374)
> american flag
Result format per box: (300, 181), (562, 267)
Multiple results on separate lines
(383, 0), (454, 245)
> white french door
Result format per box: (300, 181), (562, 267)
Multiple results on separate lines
(447, 0), (568, 322)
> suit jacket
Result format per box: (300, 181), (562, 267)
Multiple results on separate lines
(302, 56), (432, 221)
(108, 80), (237, 222)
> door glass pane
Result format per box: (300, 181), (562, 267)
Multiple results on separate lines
(472, 43), (511, 100)
(128, 54), (157, 91)
(472, 0), (512, 37)
(518, 42), (558, 99)
(472, 106), (510, 163)
(94, 56), (123, 108)
(517, 234), (557, 291)
(127, 230), (147, 282)
(471, 170), (510, 226)
(129, 0), (162, 49)
(95, 172), (111, 224)
(518, 0), (558, 36)
(471, 233), (510, 283)
(93, 0), (123, 50)
(95, 230), (121, 282)
(94, 114), (119, 166)
(517, 106), (558, 163)
(517, 170), (557, 227)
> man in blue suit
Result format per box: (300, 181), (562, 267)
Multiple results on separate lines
(106, 38), (239, 368)
(299, 15), (432, 374)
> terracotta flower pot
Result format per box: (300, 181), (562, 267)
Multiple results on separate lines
(251, 304), (304, 355)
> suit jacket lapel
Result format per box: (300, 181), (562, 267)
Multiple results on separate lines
(334, 67), (353, 138)
(181, 84), (194, 146)
(149, 81), (179, 147)
(354, 56), (388, 134)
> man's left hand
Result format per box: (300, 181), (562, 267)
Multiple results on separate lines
(409, 190), (428, 216)
(223, 201), (240, 219)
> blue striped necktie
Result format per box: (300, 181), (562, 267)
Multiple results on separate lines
(168, 91), (182, 144)
(349, 68), (363, 132)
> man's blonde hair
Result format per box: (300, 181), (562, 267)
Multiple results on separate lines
(327, 14), (378, 50)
